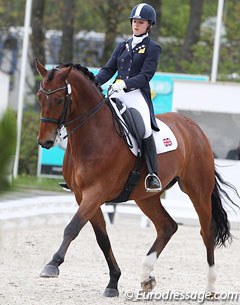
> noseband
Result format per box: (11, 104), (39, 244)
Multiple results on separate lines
(39, 80), (107, 139)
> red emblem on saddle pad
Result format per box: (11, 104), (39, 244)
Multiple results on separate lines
(163, 138), (172, 147)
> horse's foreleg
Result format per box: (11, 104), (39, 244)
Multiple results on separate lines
(90, 208), (121, 297)
(40, 193), (102, 278)
(40, 211), (87, 277)
(136, 196), (178, 292)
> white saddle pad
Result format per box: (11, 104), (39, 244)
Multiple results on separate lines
(154, 119), (178, 155)
(110, 100), (178, 157)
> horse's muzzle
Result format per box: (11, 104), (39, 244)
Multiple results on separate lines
(38, 139), (55, 149)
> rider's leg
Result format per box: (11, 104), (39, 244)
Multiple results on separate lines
(142, 134), (162, 192)
(115, 90), (162, 192)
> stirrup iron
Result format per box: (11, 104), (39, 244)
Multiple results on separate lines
(144, 173), (162, 192)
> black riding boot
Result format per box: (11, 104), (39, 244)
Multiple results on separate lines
(142, 135), (162, 192)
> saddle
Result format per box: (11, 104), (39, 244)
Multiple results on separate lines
(107, 98), (145, 203)
(109, 99), (178, 157)
(106, 97), (178, 203)
(112, 98), (145, 154)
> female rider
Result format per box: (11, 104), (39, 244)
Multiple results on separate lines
(95, 3), (162, 192)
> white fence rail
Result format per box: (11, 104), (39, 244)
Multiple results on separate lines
(0, 193), (239, 230)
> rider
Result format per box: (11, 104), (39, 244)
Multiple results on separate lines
(95, 3), (162, 192)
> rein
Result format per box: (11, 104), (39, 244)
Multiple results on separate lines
(63, 97), (106, 139)
(39, 81), (107, 139)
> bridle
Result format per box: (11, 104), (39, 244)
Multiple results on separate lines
(39, 81), (72, 126)
(39, 80), (107, 139)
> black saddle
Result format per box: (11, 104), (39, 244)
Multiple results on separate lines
(111, 98), (145, 154)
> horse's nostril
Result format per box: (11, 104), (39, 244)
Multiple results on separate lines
(42, 140), (54, 149)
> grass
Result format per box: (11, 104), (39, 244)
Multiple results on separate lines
(12, 175), (64, 192)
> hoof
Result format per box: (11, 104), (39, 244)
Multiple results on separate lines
(141, 276), (156, 292)
(103, 288), (119, 297)
(40, 264), (59, 278)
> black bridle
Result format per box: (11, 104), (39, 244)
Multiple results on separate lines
(39, 81), (71, 126)
(39, 80), (107, 139)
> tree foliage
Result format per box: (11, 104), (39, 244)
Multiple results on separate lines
(1, 0), (239, 180)
(60, 0), (74, 62)
(0, 110), (16, 192)
(0, 0), (239, 80)
(18, 111), (39, 175)
(179, 0), (204, 64)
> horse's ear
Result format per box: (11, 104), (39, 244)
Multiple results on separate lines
(35, 58), (47, 78)
(60, 65), (73, 81)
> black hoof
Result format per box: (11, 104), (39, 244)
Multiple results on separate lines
(103, 288), (119, 297)
(40, 264), (59, 278)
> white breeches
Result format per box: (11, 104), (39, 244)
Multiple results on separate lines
(111, 89), (152, 139)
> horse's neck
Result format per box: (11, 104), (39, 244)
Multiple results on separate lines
(66, 77), (113, 153)
(66, 104), (114, 162)
(72, 73), (102, 112)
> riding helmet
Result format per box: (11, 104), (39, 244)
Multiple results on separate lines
(129, 3), (156, 25)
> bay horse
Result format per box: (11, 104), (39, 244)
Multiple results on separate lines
(35, 59), (239, 297)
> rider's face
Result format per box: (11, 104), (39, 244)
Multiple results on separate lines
(132, 19), (149, 36)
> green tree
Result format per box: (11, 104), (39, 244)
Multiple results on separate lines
(19, 111), (39, 175)
(60, 0), (74, 63)
(31, 0), (46, 64)
(179, 0), (204, 67)
(30, 0), (46, 107)
(89, 0), (130, 65)
(0, 110), (16, 192)
(147, 0), (162, 42)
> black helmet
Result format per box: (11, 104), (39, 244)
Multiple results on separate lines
(129, 3), (156, 25)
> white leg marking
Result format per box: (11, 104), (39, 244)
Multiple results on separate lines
(206, 265), (217, 293)
(141, 252), (157, 282)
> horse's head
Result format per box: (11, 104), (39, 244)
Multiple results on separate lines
(35, 58), (72, 149)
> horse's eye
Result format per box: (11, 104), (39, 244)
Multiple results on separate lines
(56, 98), (64, 105)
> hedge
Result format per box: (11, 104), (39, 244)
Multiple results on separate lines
(19, 111), (40, 175)
(0, 109), (16, 192)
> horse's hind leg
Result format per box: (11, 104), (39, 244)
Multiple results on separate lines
(193, 197), (216, 293)
(90, 208), (121, 297)
(179, 176), (216, 293)
(135, 195), (178, 292)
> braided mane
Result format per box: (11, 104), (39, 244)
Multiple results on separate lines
(47, 63), (102, 91)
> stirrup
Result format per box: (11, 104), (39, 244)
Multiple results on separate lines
(58, 182), (72, 192)
(144, 173), (162, 192)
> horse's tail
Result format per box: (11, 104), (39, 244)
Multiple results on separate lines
(211, 168), (239, 247)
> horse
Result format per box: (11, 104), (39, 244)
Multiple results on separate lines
(35, 58), (239, 297)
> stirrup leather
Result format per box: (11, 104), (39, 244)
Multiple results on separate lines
(144, 173), (162, 192)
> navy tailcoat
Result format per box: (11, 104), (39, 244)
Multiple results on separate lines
(95, 36), (161, 131)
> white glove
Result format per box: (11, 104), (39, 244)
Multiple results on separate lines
(110, 80), (126, 94)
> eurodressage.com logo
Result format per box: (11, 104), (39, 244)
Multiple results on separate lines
(124, 290), (240, 303)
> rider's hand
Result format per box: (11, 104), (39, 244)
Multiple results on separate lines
(110, 80), (126, 94)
